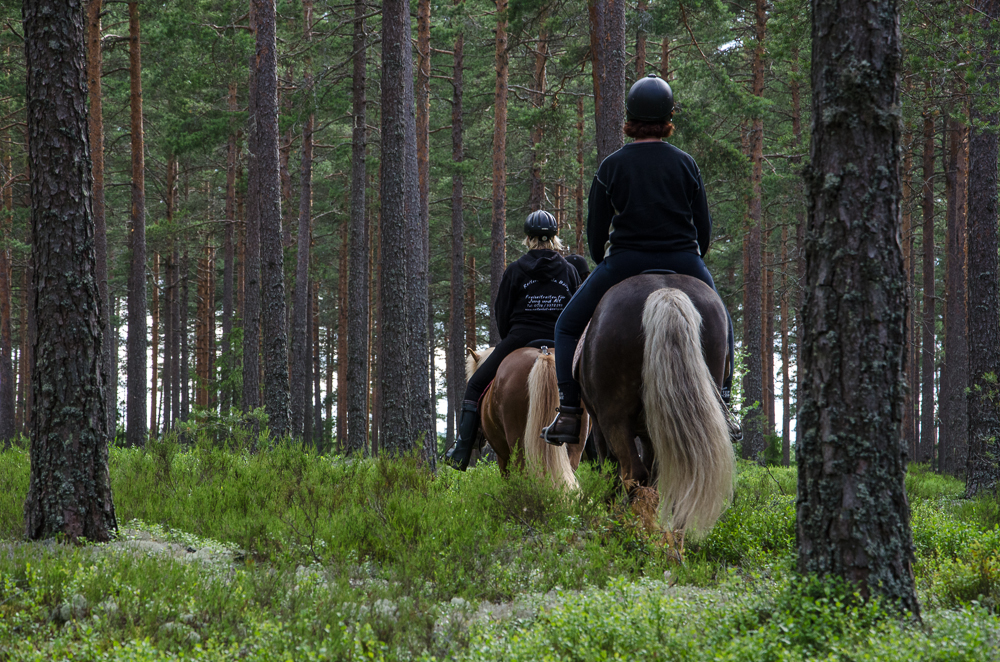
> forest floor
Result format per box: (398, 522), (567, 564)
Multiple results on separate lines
(1, 436), (1000, 660)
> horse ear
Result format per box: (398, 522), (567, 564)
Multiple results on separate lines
(467, 347), (480, 362)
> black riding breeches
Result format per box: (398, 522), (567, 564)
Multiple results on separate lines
(553, 249), (734, 407)
(464, 331), (549, 404)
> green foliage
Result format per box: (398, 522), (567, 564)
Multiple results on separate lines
(905, 463), (966, 500)
(5, 446), (1000, 659)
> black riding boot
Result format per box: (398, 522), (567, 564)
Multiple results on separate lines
(445, 400), (479, 471)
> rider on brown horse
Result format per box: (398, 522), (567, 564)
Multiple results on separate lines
(446, 211), (583, 470)
(542, 74), (737, 446)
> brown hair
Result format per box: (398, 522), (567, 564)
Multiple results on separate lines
(624, 120), (675, 140)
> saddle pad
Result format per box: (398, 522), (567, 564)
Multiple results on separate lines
(572, 321), (591, 381)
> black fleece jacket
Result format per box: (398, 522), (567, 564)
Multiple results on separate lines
(587, 141), (712, 263)
(494, 250), (580, 339)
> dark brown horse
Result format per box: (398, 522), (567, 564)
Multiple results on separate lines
(468, 346), (587, 490)
(577, 273), (735, 537)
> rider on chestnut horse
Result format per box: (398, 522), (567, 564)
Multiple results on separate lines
(446, 211), (583, 470)
(542, 74), (737, 446)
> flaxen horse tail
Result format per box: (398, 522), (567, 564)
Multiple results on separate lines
(524, 351), (579, 491)
(641, 288), (734, 537)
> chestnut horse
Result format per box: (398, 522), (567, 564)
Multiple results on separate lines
(467, 346), (587, 490)
(577, 273), (735, 537)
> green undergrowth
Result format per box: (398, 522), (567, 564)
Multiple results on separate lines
(2, 442), (1000, 660)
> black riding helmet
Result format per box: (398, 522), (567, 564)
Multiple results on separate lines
(626, 74), (674, 123)
(524, 210), (558, 241)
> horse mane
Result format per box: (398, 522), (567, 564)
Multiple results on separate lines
(466, 346), (496, 381)
(524, 351), (579, 491)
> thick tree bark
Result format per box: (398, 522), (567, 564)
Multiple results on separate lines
(940, 113), (969, 476)
(491, 0), (508, 345)
(966, 0), (1000, 496)
(588, 0), (625, 165)
(126, 1), (147, 448)
(379, 0), (416, 453)
(741, 0), (768, 459)
(798, 0), (919, 614)
(919, 112), (936, 464)
(345, 0), (369, 455)
(86, 0), (113, 435)
(22, 0), (116, 541)
(252, 0), (290, 435)
(449, 19), (465, 450)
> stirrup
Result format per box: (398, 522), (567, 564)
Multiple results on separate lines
(540, 406), (583, 447)
(722, 403), (742, 443)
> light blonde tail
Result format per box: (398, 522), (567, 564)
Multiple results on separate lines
(524, 351), (579, 491)
(642, 289), (734, 538)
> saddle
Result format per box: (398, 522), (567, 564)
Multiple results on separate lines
(477, 339), (557, 408)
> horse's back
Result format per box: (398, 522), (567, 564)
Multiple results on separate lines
(583, 274), (728, 386)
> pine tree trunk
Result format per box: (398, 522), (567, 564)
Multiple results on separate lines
(763, 250), (775, 435)
(126, 1), (147, 448)
(780, 226), (790, 466)
(449, 19), (465, 448)
(223, 83), (237, 415)
(919, 111), (936, 464)
(17, 267), (30, 434)
(163, 253), (173, 432)
(588, 0), (626, 165)
(466, 254), (476, 352)
(411, 0), (433, 460)
(635, 0), (648, 77)
(150, 254), (159, 434)
(901, 130), (916, 457)
(252, 0), (290, 435)
(337, 225), (349, 446)
(345, 0), (369, 455)
(86, 0), (114, 436)
(966, 0), (1000, 496)
(0, 139), (13, 445)
(798, 0), (918, 613)
(312, 280), (322, 447)
(181, 250), (190, 420)
(528, 19), (547, 211)
(741, 0), (768, 458)
(243, 2), (262, 415)
(940, 113), (969, 475)
(379, 0), (416, 453)
(576, 98), (585, 256)
(23, 0), (116, 540)
(290, 63), (314, 436)
(491, 0), (508, 345)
